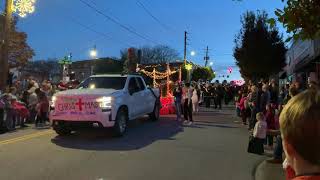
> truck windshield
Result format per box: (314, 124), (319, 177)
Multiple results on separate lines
(78, 77), (127, 90)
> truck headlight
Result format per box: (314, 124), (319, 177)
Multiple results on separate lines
(97, 96), (112, 109)
(51, 96), (57, 108)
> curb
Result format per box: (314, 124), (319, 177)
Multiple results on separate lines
(254, 159), (285, 180)
(252, 159), (265, 180)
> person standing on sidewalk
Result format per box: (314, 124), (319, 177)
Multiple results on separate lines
(183, 83), (193, 125)
(267, 86), (300, 164)
(249, 85), (259, 130)
(260, 84), (271, 113)
(173, 83), (182, 121)
(192, 84), (200, 114)
(252, 112), (267, 155)
(35, 90), (49, 128)
(280, 90), (320, 180)
(204, 83), (211, 108)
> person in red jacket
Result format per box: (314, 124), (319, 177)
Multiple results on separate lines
(265, 103), (276, 149)
(239, 93), (250, 125)
(280, 90), (320, 180)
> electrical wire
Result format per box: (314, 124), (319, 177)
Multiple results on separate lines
(70, 17), (133, 47)
(135, 0), (172, 32)
(79, 0), (160, 45)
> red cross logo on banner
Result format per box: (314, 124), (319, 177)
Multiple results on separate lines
(76, 99), (85, 111)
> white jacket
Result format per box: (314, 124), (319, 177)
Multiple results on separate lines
(253, 120), (267, 139)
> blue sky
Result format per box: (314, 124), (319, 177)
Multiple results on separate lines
(1, 0), (287, 81)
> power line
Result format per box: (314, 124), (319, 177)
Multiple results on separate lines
(135, 0), (172, 31)
(79, 0), (160, 45)
(70, 18), (134, 47)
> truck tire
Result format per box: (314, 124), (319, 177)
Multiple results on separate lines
(54, 127), (72, 136)
(112, 108), (128, 137)
(150, 103), (160, 121)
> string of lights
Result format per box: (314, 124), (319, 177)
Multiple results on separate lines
(138, 64), (162, 69)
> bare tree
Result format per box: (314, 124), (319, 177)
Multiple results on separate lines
(139, 45), (180, 64)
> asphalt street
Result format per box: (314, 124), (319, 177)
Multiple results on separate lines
(0, 106), (264, 180)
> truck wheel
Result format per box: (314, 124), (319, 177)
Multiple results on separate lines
(150, 103), (160, 121)
(113, 108), (128, 137)
(54, 127), (72, 136)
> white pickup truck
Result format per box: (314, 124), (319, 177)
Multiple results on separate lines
(50, 74), (160, 136)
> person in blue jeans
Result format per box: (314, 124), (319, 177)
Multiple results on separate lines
(266, 134), (283, 164)
(173, 83), (182, 121)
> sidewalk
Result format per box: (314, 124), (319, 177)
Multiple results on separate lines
(211, 105), (286, 180)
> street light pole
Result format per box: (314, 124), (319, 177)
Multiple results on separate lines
(0, 0), (13, 90)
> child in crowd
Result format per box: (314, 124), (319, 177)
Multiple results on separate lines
(252, 112), (267, 155)
(280, 90), (320, 180)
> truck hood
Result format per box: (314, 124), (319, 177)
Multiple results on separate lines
(55, 88), (120, 97)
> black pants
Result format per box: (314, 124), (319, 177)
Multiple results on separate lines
(0, 109), (4, 131)
(205, 97), (211, 108)
(214, 97), (222, 109)
(249, 108), (257, 130)
(248, 137), (265, 155)
(274, 136), (283, 160)
(267, 135), (274, 146)
(183, 100), (193, 122)
(241, 109), (250, 124)
(36, 112), (47, 125)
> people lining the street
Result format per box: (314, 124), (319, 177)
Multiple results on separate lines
(0, 77), (60, 132)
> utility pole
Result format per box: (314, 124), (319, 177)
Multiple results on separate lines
(183, 31), (187, 66)
(204, 46), (210, 67)
(0, 0), (13, 90)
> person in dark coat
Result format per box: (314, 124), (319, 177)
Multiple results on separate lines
(269, 82), (279, 105)
(259, 84), (271, 113)
(249, 85), (259, 130)
(203, 84), (211, 108)
(214, 84), (223, 109)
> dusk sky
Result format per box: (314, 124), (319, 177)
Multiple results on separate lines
(1, 0), (288, 81)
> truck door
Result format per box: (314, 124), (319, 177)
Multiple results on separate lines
(127, 77), (140, 119)
(135, 77), (150, 115)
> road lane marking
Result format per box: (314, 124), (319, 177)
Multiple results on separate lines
(0, 130), (54, 146)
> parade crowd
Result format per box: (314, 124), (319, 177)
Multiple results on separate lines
(172, 80), (238, 125)
(236, 78), (320, 180)
(0, 78), (74, 133)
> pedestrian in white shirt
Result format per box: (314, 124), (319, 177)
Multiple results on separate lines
(192, 84), (199, 114)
